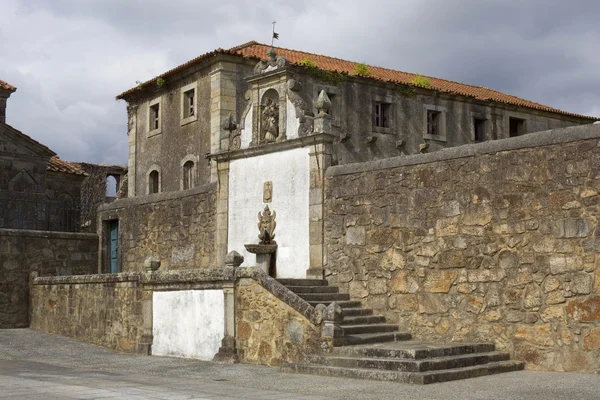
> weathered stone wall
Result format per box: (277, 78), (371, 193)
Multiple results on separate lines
(30, 273), (147, 353)
(236, 277), (321, 366)
(0, 229), (97, 328)
(97, 183), (216, 272)
(324, 124), (600, 373)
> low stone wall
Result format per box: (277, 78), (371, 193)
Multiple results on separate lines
(324, 124), (600, 373)
(235, 268), (321, 366)
(97, 183), (216, 272)
(0, 229), (97, 328)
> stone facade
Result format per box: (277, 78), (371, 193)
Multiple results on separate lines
(234, 274), (322, 366)
(324, 124), (600, 373)
(97, 183), (217, 272)
(30, 273), (147, 353)
(0, 229), (97, 328)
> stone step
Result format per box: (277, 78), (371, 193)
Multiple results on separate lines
(341, 315), (386, 325)
(277, 279), (328, 287)
(298, 293), (350, 302)
(286, 286), (339, 294)
(307, 300), (362, 308)
(281, 360), (524, 385)
(331, 342), (497, 360)
(333, 332), (412, 346)
(342, 324), (399, 335)
(305, 351), (511, 373)
(341, 308), (373, 317)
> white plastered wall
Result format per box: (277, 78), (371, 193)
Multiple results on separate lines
(228, 147), (310, 278)
(240, 105), (253, 149)
(152, 290), (224, 361)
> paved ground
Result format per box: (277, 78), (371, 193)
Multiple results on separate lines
(1, 330), (599, 399)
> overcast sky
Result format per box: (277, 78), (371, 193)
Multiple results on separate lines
(1, 0), (599, 165)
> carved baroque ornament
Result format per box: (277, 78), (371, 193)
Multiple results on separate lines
(254, 47), (289, 74)
(257, 205), (276, 244)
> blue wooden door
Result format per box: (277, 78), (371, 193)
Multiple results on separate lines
(109, 220), (119, 273)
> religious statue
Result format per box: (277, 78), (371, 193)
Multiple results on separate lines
(261, 98), (279, 142)
(257, 205), (276, 244)
(254, 47), (289, 74)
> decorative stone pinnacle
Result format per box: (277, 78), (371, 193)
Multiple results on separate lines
(222, 113), (237, 132)
(225, 251), (244, 268)
(315, 90), (332, 116)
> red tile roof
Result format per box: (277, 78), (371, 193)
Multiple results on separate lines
(0, 79), (16, 92)
(117, 41), (598, 121)
(47, 156), (87, 176)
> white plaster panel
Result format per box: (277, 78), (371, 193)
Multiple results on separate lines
(228, 148), (310, 278)
(152, 290), (224, 361)
(286, 98), (299, 140)
(240, 105), (253, 149)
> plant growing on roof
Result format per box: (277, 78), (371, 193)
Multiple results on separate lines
(410, 74), (431, 88)
(156, 77), (166, 88)
(353, 63), (371, 77)
(135, 80), (144, 90)
(297, 57), (347, 86)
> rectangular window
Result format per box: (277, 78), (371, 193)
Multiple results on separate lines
(184, 89), (195, 118)
(427, 110), (441, 136)
(474, 118), (486, 142)
(509, 117), (525, 137)
(374, 102), (390, 128)
(150, 103), (160, 131)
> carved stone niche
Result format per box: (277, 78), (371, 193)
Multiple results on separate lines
(260, 89), (280, 144)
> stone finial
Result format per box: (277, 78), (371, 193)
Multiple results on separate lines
(257, 205), (277, 244)
(323, 302), (344, 324)
(144, 256), (161, 272)
(225, 251), (244, 268)
(222, 113), (237, 132)
(315, 90), (332, 116)
(254, 47), (289, 74)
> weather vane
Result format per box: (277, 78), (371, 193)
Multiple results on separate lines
(271, 21), (279, 47)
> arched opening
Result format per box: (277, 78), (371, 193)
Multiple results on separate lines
(260, 89), (280, 143)
(106, 175), (118, 198)
(149, 170), (159, 194)
(182, 160), (195, 190)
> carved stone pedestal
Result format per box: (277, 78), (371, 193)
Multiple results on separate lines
(244, 244), (277, 277)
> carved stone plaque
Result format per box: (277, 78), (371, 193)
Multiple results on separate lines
(263, 181), (273, 203)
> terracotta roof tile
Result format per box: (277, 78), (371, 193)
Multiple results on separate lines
(0, 79), (16, 92)
(117, 41), (598, 121)
(47, 156), (87, 176)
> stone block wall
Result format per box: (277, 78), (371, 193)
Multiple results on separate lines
(0, 229), (97, 328)
(235, 277), (321, 366)
(30, 273), (147, 353)
(97, 183), (217, 272)
(324, 124), (600, 373)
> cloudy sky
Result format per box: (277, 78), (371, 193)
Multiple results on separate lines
(1, 0), (599, 165)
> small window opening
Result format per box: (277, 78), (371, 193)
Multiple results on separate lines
(184, 89), (195, 118)
(106, 176), (118, 199)
(374, 102), (390, 128)
(474, 118), (486, 142)
(149, 170), (159, 194)
(427, 110), (441, 136)
(150, 104), (160, 130)
(509, 117), (525, 137)
(182, 161), (194, 190)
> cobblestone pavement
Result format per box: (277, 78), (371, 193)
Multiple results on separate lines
(1, 330), (599, 400)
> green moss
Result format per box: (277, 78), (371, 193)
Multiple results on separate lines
(299, 58), (317, 68)
(410, 74), (431, 88)
(353, 63), (371, 76)
(297, 58), (347, 86)
(156, 77), (166, 88)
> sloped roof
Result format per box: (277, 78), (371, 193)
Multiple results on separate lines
(0, 121), (56, 157)
(47, 156), (87, 176)
(0, 79), (16, 93)
(117, 41), (598, 121)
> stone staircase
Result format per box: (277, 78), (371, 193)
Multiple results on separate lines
(278, 278), (524, 384)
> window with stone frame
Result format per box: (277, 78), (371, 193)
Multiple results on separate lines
(509, 117), (525, 137)
(427, 110), (441, 136)
(182, 161), (195, 190)
(473, 118), (486, 142)
(149, 170), (160, 194)
(149, 103), (160, 131)
(183, 89), (195, 118)
(374, 102), (391, 128)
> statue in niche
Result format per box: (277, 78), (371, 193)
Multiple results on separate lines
(257, 205), (276, 244)
(261, 98), (279, 142)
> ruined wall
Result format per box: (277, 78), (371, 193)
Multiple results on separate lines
(324, 124), (600, 373)
(236, 277), (321, 366)
(97, 183), (216, 272)
(0, 229), (97, 328)
(30, 273), (147, 353)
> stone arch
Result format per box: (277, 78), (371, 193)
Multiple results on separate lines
(180, 155), (199, 190)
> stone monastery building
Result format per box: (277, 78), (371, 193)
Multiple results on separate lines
(24, 41), (600, 380)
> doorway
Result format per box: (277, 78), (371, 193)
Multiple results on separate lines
(109, 220), (119, 273)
